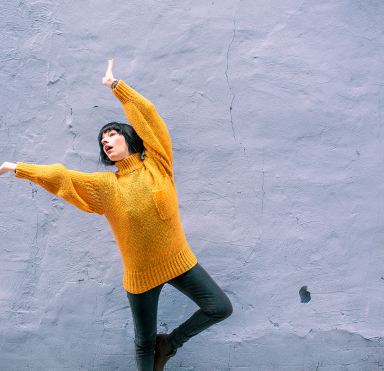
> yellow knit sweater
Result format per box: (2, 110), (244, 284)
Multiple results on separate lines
(15, 81), (197, 294)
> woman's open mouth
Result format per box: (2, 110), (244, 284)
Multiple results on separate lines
(104, 145), (113, 153)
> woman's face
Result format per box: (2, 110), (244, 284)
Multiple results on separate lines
(101, 130), (130, 162)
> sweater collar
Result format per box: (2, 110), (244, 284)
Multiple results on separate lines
(115, 153), (143, 175)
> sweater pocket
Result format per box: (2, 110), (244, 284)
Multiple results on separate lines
(152, 177), (178, 220)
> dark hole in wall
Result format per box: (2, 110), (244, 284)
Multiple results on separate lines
(299, 286), (311, 303)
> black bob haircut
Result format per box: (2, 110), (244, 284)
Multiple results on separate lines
(98, 122), (144, 166)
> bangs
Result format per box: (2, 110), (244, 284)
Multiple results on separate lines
(98, 122), (123, 142)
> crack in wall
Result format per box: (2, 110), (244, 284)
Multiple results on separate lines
(225, 12), (252, 169)
(240, 142), (250, 167)
(225, 17), (237, 139)
(66, 107), (79, 152)
(64, 83), (84, 168)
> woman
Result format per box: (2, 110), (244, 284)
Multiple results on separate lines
(0, 60), (232, 371)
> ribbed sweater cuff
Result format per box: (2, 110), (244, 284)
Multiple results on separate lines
(112, 80), (136, 105)
(15, 162), (40, 181)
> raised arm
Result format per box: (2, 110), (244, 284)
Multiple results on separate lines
(102, 60), (173, 173)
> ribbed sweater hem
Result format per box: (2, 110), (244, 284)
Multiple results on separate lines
(123, 244), (198, 294)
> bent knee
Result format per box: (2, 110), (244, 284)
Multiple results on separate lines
(212, 297), (233, 321)
(221, 299), (233, 319)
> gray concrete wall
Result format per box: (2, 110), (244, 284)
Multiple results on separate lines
(1, 1), (384, 370)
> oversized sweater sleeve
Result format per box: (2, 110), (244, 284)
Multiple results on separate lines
(15, 163), (105, 215)
(112, 81), (173, 174)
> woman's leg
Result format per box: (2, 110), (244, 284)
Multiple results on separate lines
(166, 263), (233, 351)
(127, 284), (164, 371)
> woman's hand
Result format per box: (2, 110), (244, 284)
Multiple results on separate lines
(102, 59), (115, 88)
(0, 162), (16, 176)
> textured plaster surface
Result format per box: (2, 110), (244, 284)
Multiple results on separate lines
(1, 0), (384, 370)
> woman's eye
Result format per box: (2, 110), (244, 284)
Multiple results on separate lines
(110, 132), (115, 136)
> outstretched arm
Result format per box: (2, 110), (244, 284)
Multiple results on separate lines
(14, 163), (105, 215)
(2, 161), (104, 214)
(0, 162), (16, 176)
